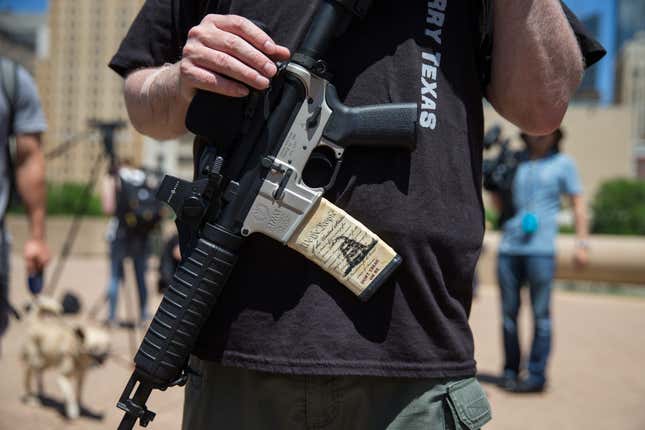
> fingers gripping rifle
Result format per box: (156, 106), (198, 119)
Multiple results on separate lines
(116, 1), (417, 428)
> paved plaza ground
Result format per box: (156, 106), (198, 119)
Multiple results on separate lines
(1, 254), (644, 430)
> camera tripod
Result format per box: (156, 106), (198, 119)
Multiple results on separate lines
(41, 120), (149, 357)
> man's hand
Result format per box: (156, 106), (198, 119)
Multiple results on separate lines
(573, 246), (589, 269)
(180, 14), (291, 99)
(172, 244), (181, 262)
(571, 195), (589, 270)
(124, 14), (290, 140)
(23, 237), (50, 274)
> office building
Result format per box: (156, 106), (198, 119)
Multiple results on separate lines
(35, 0), (145, 183)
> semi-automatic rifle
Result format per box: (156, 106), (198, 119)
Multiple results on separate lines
(116, 1), (417, 428)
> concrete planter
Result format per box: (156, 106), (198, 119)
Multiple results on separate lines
(479, 232), (645, 286)
(5, 215), (111, 256)
(6, 215), (645, 286)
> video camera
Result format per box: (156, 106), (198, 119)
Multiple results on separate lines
(482, 125), (520, 193)
(482, 125), (522, 228)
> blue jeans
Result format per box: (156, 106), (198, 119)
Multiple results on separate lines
(497, 253), (555, 385)
(107, 237), (149, 322)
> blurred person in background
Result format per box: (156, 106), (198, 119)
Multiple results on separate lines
(100, 159), (156, 327)
(0, 56), (50, 352)
(495, 129), (589, 393)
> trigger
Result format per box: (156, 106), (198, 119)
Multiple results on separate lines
(325, 157), (343, 191)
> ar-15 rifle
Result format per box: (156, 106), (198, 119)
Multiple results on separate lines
(116, 1), (417, 428)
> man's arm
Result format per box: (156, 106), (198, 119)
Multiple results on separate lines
(14, 133), (50, 273)
(571, 194), (589, 268)
(100, 174), (117, 215)
(123, 14), (290, 140)
(487, 0), (584, 135)
(489, 192), (503, 214)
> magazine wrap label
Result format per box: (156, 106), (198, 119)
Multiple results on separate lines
(287, 198), (398, 296)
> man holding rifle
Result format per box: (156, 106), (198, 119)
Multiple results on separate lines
(111, 1), (603, 428)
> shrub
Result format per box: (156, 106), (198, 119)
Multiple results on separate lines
(48, 182), (104, 216)
(485, 208), (500, 230)
(591, 178), (645, 236)
(9, 182), (104, 217)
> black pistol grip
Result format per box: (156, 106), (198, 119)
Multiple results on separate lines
(133, 223), (242, 386)
(323, 85), (417, 150)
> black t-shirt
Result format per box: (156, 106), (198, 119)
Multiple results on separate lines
(110, 0), (604, 378)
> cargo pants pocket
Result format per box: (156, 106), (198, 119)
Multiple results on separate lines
(444, 378), (492, 429)
(183, 358), (203, 408)
(182, 357), (206, 430)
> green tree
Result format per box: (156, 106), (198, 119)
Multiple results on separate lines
(10, 182), (104, 217)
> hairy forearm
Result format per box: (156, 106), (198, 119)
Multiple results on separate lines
(122, 14), (291, 141)
(124, 63), (191, 141)
(15, 134), (46, 240)
(488, 0), (584, 134)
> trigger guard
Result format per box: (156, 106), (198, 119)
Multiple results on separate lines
(302, 151), (343, 191)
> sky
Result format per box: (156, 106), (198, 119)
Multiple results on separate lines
(0, 0), (47, 13)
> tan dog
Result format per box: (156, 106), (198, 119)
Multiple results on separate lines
(21, 296), (111, 419)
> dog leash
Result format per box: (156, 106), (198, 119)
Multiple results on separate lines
(0, 292), (21, 320)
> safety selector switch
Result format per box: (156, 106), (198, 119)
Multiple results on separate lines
(261, 156), (294, 201)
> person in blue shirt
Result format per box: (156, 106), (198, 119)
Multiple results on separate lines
(496, 128), (589, 393)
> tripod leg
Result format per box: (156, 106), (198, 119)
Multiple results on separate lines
(87, 292), (108, 321)
(121, 260), (139, 357)
(45, 154), (105, 296)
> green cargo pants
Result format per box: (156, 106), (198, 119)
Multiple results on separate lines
(182, 357), (491, 430)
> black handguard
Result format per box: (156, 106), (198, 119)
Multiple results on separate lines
(117, 224), (240, 429)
